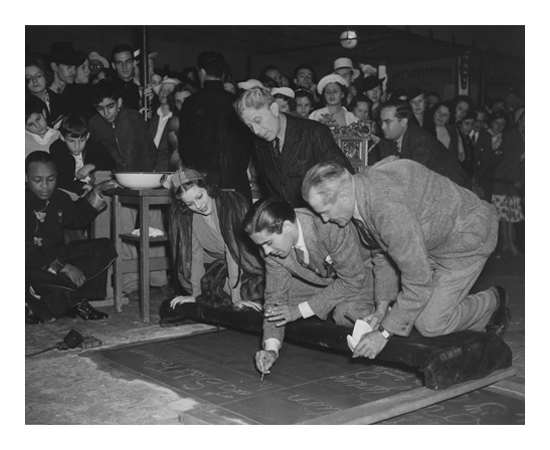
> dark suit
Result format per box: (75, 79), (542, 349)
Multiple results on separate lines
(253, 114), (353, 208)
(262, 209), (375, 344)
(179, 80), (254, 202)
(370, 123), (471, 189)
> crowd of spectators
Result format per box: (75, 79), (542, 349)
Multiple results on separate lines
(25, 39), (525, 323)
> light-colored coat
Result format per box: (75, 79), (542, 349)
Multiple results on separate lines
(262, 208), (374, 343)
(353, 156), (498, 336)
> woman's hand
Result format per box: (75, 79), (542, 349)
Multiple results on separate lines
(233, 301), (263, 312)
(170, 295), (196, 309)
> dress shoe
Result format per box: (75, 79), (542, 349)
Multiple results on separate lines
(69, 300), (109, 321)
(485, 285), (511, 338)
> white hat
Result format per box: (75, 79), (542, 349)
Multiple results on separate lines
(333, 57), (360, 81)
(237, 79), (263, 90)
(152, 77), (180, 95)
(271, 87), (295, 99)
(317, 73), (349, 95)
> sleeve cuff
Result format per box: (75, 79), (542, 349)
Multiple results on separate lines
(298, 301), (315, 319)
(46, 259), (64, 275)
(263, 338), (281, 355)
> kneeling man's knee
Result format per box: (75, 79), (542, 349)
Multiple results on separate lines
(415, 316), (446, 337)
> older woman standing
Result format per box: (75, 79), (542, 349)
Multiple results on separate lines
(167, 168), (265, 311)
(309, 74), (358, 127)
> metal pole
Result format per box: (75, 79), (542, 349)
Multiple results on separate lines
(141, 25), (149, 121)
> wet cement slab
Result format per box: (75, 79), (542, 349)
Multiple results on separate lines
(88, 329), (524, 425)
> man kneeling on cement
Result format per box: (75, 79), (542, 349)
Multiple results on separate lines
(301, 156), (510, 361)
(243, 198), (380, 376)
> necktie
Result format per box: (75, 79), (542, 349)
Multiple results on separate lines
(351, 217), (378, 249)
(294, 246), (307, 267)
(271, 137), (281, 162)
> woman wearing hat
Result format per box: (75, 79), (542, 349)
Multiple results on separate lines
(167, 168), (265, 311)
(361, 75), (385, 122)
(309, 74), (358, 128)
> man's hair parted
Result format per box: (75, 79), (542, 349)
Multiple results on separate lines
(301, 161), (352, 205)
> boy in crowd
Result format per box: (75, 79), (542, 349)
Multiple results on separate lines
(87, 79), (168, 297)
(50, 114), (116, 197)
(25, 96), (60, 158)
(25, 151), (118, 323)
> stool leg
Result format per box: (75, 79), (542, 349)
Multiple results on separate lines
(112, 194), (123, 314)
(139, 197), (151, 322)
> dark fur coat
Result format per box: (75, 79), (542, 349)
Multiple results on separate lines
(168, 190), (265, 307)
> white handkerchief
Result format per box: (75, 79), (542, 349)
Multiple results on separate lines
(347, 319), (373, 352)
(131, 227), (165, 237)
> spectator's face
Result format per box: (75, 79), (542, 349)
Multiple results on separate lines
(335, 68), (352, 87)
(76, 59), (91, 84)
(410, 94), (426, 116)
(459, 118), (475, 135)
(250, 225), (294, 259)
(353, 101), (370, 121)
(295, 68), (313, 89)
(365, 85), (382, 104)
(426, 94), (440, 110)
(434, 105), (451, 127)
(113, 51), (134, 82)
(178, 185), (213, 216)
(266, 69), (282, 86)
(25, 111), (48, 137)
(274, 96), (290, 113)
(307, 188), (353, 228)
(62, 133), (89, 156)
(95, 97), (123, 123)
(380, 107), (407, 141)
(26, 161), (57, 201)
(323, 83), (344, 107)
(455, 101), (469, 122)
(241, 104), (280, 142)
(295, 96), (312, 118)
(175, 90), (191, 111)
(54, 63), (76, 84)
(490, 117), (506, 135)
(158, 84), (175, 105)
(26, 65), (47, 94)
(474, 112), (487, 132)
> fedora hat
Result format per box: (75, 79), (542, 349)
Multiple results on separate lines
(50, 42), (84, 66)
(333, 57), (360, 81)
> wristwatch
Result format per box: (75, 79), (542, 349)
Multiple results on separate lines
(378, 325), (393, 340)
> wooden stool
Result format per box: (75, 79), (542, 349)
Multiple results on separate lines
(105, 188), (174, 322)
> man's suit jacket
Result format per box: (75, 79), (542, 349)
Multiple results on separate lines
(253, 114), (353, 208)
(353, 157), (498, 337)
(371, 123), (471, 189)
(262, 208), (373, 343)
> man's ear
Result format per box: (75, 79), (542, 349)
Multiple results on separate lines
(50, 62), (58, 73)
(269, 101), (280, 117)
(111, 62), (116, 71)
(400, 117), (409, 128)
(339, 188), (352, 206)
(84, 132), (90, 141)
(25, 174), (28, 183)
(117, 98), (123, 108)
